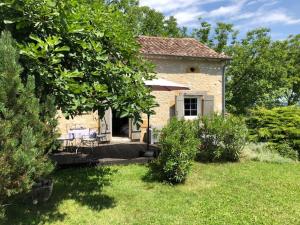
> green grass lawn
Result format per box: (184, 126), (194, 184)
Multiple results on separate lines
(5, 162), (300, 225)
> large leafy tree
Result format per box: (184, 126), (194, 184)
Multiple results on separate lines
(192, 18), (299, 113)
(135, 6), (166, 36)
(192, 18), (237, 53)
(0, 0), (156, 121)
(225, 28), (290, 114)
(285, 35), (300, 105)
(110, 0), (183, 37)
(214, 22), (234, 53)
(192, 19), (212, 47)
(164, 16), (183, 38)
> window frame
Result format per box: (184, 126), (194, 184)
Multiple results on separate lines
(184, 97), (198, 116)
(183, 95), (202, 119)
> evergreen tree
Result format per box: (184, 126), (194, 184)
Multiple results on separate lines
(0, 31), (55, 217)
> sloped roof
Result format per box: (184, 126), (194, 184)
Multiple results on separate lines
(138, 36), (230, 60)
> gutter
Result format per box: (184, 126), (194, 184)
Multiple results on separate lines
(222, 64), (226, 116)
(222, 59), (231, 116)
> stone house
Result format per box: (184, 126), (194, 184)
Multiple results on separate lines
(57, 36), (230, 142)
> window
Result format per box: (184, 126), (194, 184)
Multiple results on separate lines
(184, 98), (198, 116)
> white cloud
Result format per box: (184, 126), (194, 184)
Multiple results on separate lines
(173, 9), (205, 26)
(139, 0), (225, 26)
(232, 12), (256, 20)
(206, 1), (247, 18)
(259, 11), (300, 25)
(233, 9), (300, 26)
(140, 0), (247, 26)
(139, 0), (195, 13)
(246, 0), (278, 7)
(139, 0), (300, 37)
(139, 0), (222, 13)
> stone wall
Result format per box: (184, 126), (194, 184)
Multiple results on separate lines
(57, 111), (99, 136)
(139, 55), (225, 141)
(57, 55), (224, 140)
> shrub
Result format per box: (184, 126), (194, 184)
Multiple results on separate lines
(150, 118), (200, 184)
(0, 205), (4, 222)
(198, 114), (248, 162)
(0, 32), (56, 216)
(265, 142), (298, 161)
(246, 106), (300, 157)
(242, 143), (296, 163)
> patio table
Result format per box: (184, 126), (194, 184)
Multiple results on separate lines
(68, 128), (90, 139)
(68, 128), (90, 154)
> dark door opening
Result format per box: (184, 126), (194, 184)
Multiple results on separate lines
(112, 110), (129, 137)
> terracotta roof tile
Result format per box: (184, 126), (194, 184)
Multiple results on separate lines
(138, 36), (230, 60)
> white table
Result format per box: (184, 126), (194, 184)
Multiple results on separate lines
(67, 129), (89, 153)
(68, 129), (90, 139)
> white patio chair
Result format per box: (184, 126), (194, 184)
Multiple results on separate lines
(57, 133), (75, 150)
(80, 132), (98, 153)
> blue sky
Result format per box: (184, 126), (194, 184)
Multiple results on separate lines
(139, 0), (300, 40)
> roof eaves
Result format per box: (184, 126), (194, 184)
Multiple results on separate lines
(142, 53), (231, 61)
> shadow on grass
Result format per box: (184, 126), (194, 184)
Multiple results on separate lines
(141, 163), (171, 185)
(142, 170), (159, 183)
(5, 167), (116, 225)
(142, 167), (189, 186)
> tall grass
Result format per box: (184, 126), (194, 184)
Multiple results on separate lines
(241, 143), (296, 164)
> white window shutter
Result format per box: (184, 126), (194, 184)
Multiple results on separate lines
(175, 95), (184, 119)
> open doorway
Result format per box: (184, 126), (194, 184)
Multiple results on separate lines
(112, 110), (129, 138)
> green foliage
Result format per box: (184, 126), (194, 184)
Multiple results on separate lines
(0, 206), (3, 222)
(0, 31), (55, 214)
(0, 0), (157, 122)
(192, 18), (212, 47)
(150, 118), (200, 184)
(192, 19), (299, 113)
(242, 143), (296, 164)
(111, 0), (184, 37)
(198, 114), (248, 162)
(214, 22), (234, 53)
(286, 34), (300, 105)
(265, 142), (298, 161)
(134, 6), (166, 36)
(246, 106), (300, 155)
(164, 16), (183, 38)
(226, 28), (291, 114)
(192, 18), (237, 52)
